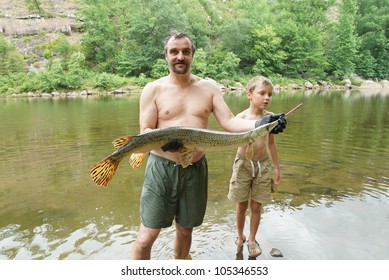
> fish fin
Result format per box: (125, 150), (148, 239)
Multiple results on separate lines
(246, 143), (254, 160)
(112, 136), (133, 149)
(89, 157), (121, 187)
(129, 153), (147, 169)
(179, 147), (196, 168)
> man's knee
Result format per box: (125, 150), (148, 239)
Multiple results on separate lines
(136, 225), (160, 249)
(176, 223), (193, 237)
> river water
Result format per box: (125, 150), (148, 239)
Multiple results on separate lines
(0, 90), (388, 260)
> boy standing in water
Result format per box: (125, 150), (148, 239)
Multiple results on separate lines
(228, 76), (282, 258)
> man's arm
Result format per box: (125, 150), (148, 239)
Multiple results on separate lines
(212, 90), (256, 132)
(212, 89), (286, 133)
(139, 83), (158, 133)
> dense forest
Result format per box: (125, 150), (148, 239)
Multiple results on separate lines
(0, 0), (388, 94)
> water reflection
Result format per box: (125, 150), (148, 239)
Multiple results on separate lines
(0, 91), (388, 259)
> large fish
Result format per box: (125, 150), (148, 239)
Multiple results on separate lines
(89, 103), (303, 187)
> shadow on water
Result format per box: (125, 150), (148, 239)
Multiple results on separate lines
(0, 90), (388, 259)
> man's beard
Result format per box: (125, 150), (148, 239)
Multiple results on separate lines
(171, 61), (189, 74)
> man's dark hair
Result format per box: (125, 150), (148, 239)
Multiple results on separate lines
(163, 31), (196, 56)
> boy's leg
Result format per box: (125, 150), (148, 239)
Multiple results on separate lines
(248, 200), (262, 243)
(236, 201), (248, 245)
(247, 200), (262, 257)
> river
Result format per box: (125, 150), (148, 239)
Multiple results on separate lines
(0, 90), (388, 260)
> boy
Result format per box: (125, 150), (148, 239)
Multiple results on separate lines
(228, 76), (282, 258)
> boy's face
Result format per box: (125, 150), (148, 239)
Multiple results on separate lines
(247, 83), (273, 109)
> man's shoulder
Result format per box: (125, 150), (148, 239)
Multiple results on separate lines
(193, 75), (218, 86)
(236, 109), (249, 119)
(146, 76), (168, 87)
(192, 76), (222, 96)
(142, 76), (169, 94)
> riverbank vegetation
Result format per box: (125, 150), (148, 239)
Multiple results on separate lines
(1, 0), (388, 95)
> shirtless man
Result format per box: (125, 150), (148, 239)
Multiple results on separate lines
(131, 31), (286, 260)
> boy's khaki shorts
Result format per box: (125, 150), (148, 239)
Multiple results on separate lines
(228, 153), (273, 204)
(140, 153), (208, 229)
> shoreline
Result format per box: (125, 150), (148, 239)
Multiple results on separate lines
(1, 79), (389, 98)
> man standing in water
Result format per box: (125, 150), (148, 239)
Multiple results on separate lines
(131, 31), (286, 259)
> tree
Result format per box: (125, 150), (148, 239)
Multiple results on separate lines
(250, 24), (287, 76)
(218, 0), (275, 72)
(326, 0), (358, 79)
(116, 0), (191, 77)
(273, 0), (331, 78)
(80, 0), (122, 72)
(178, 0), (213, 50)
(0, 36), (25, 75)
(191, 48), (208, 77)
(219, 18), (253, 70)
(277, 21), (327, 78)
(355, 0), (389, 78)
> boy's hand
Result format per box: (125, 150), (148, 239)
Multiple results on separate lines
(255, 113), (287, 134)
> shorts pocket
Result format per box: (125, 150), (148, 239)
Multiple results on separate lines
(229, 158), (244, 183)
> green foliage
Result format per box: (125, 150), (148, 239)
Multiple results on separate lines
(116, 0), (191, 77)
(0, 36), (26, 75)
(150, 59), (169, 79)
(2, 0), (389, 95)
(250, 24), (287, 76)
(191, 48), (208, 77)
(277, 22), (327, 78)
(79, 0), (121, 72)
(214, 51), (241, 80)
(355, 0), (389, 78)
(36, 34), (78, 63)
(92, 72), (128, 89)
(326, 0), (358, 79)
(219, 18), (253, 65)
(24, 0), (43, 14)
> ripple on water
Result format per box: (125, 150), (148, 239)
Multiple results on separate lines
(0, 222), (138, 260)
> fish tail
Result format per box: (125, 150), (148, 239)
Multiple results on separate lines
(89, 157), (121, 187)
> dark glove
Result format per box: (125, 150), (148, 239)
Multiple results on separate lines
(161, 139), (183, 152)
(255, 113), (287, 134)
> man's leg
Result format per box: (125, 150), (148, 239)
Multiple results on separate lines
(131, 223), (161, 260)
(174, 223), (193, 259)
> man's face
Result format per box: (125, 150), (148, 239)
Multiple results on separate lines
(165, 37), (193, 74)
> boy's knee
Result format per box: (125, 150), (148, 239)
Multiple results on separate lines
(236, 201), (248, 212)
(250, 201), (262, 213)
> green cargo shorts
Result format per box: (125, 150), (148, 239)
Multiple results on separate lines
(140, 153), (208, 229)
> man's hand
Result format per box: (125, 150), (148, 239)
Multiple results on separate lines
(161, 139), (183, 152)
(255, 113), (287, 134)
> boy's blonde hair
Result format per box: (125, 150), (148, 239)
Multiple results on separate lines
(246, 76), (273, 93)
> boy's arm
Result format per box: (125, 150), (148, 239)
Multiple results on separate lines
(267, 134), (281, 186)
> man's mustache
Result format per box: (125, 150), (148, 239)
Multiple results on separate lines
(173, 60), (188, 66)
